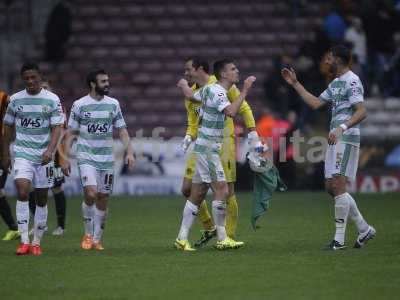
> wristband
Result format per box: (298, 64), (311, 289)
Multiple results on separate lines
(339, 124), (348, 131)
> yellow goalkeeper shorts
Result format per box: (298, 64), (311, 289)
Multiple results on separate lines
(184, 137), (236, 183)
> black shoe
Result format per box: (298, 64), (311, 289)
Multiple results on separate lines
(354, 226), (376, 249)
(194, 228), (217, 248)
(324, 240), (347, 251)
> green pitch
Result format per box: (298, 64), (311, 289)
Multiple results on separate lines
(1, 192), (399, 300)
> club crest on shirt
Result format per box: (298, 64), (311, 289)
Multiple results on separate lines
(17, 105), (23, 112)
(83, 112), (91, 118)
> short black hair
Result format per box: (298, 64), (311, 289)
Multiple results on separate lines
(189, 57), (209, 74)
(86, 69), (107, 88)
(213, 59), (234, 80)
(330, 45), (352, 65)
(20, 62), (40, 75)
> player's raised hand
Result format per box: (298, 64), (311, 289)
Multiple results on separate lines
(243, 76), (256, 91)
(177, 78), (188, 88)
(281, 67), (298, 86)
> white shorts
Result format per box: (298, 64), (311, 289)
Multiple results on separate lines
(14, 158), (54, 188)
(79, 164), (114, 194)
(325, 142), (359, 181)
(192, 152), (226, 184)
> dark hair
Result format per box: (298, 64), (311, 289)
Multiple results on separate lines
(213, 59), (234, 80)
(189, 57), (209, 74)
(20, 62), (40, 75)
(330, 45), (352, 65)
(86, 69), (107, 88)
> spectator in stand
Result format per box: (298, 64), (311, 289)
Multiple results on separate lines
(345, 17), (367, 70)
(361, 0), (396, 95)
(263, 54), (299, 115)
(272, 111), (298, 189)
(381, 32), (400, 97)
(323, 3), (348, 43)
(256, 106), (276, 155)
(45, 0), (73, 63)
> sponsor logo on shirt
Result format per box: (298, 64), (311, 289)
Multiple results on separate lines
(21, 118), (42, 128)
(87, 123), (110, 133)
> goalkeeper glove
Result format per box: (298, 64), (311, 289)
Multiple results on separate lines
(247, 131), (268, 153)
(180, 134), (192, 153)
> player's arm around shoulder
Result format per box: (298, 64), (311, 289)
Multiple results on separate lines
(177, 79), (202, 102)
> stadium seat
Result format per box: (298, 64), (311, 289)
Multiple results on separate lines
(15, 1), (330, 137)
(384, 98), (400, 109)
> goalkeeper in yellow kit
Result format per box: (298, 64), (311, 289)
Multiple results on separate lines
(180, 58), (259, 247)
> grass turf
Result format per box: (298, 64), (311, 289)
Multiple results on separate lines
(1, 192), (399, 300)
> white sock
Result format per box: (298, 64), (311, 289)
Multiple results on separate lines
(346, 193), (369, 234)
(93, 207), (107, 243)
(82, 202), (94, 236)
(177, 200), (198, 240)
(334, 193), (350, 245)
(16, 200), (30, 244)
(32, 205), (48, 246)
(212, 200), (227, 241)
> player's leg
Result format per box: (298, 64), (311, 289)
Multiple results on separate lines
(27, 188), (36, 237)
(222, 138), (238, 238)
(92, 192), (107, 250)
(210, 180), (229, 242)
(92, 169), (114, 250)
(226, 183), (238, 238)
(324, 143), (349, 250)
(79, 165), (98, 249)
(29, 162), (54, 255)
(325, 175), (349, 250)
(175, 153), (210, 251)
(31, 187), (49, 255)
(181, 177), (192, 198)
(182, 151), (214, 232)
(339, 145), (375, 248)
(28, 189), (36, 215)
(14, 159), (34, 255)
(175, 182), (208, 251)
(51, 170), (66, 235)
(211, 180), (244, 250)
(209, 153), (243, 250)
(0, 170), (20, 241)
(324, 142), (375, 250)
(15, 179), (32, 254)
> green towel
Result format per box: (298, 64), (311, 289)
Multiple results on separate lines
(251, 165), (287, 230)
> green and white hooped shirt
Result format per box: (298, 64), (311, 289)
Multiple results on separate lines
(193, 83), (230, 154)
(319, 70), (364, 146)
(68, 94), (126, 170)
(4, 88), (64, 163)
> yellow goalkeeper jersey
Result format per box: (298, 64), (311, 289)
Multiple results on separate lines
(184, 75), (255, 139)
